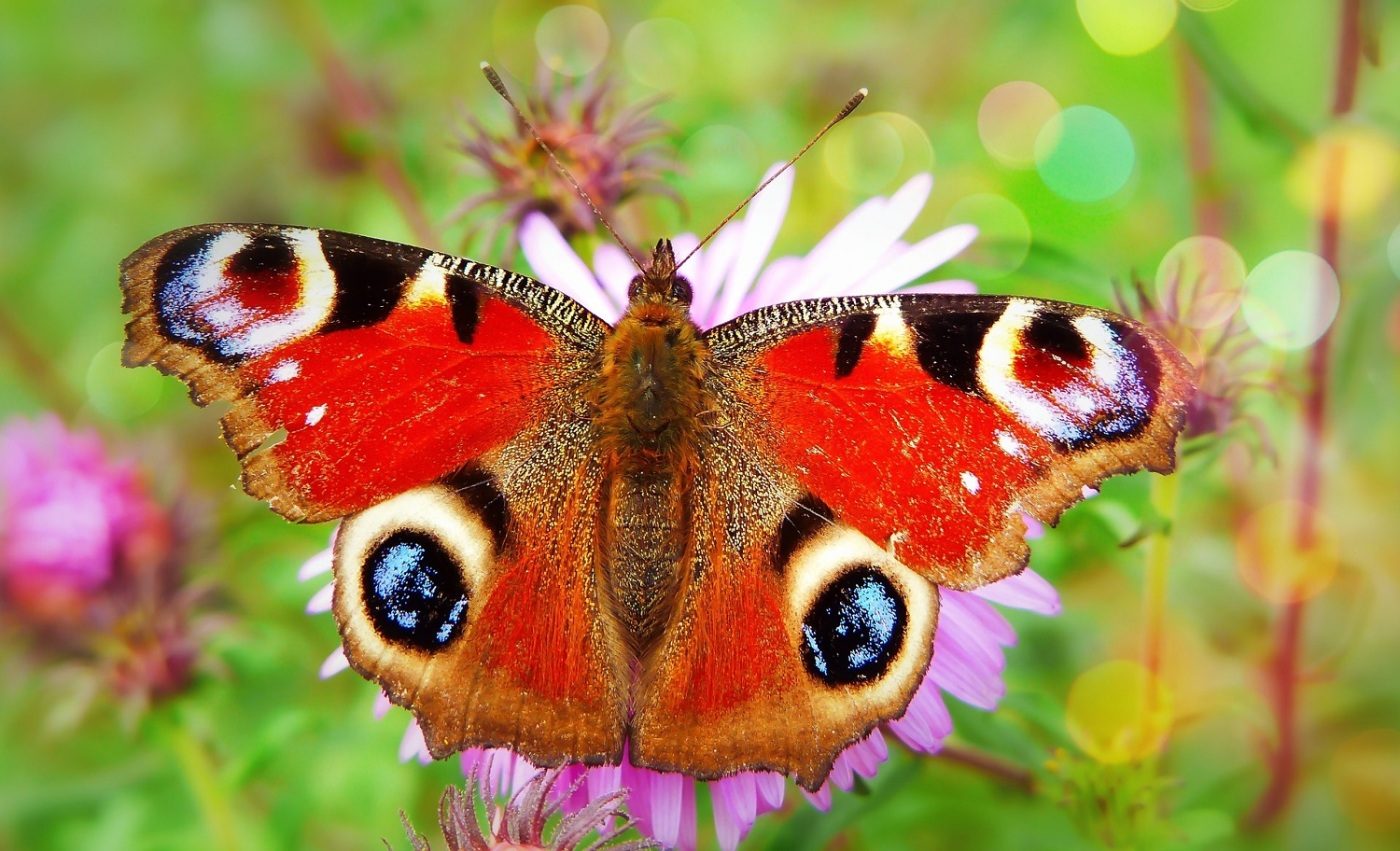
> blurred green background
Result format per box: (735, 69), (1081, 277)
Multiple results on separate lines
(2, 0), (1398, 848)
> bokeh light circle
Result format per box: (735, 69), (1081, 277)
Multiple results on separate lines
(1241, 250), (1340, 350)
(624, 18), (697, 90)
(1066, 660), (1173, 764)
(1236, 500), (1339, 604)
(1035, 105), (1135, 203)
(824, 114), (904, 193)
(87, 342), (163, 421)
(874, 111), (935, 180)
(946, 194), (1031, 278)
(1155, 236), (1247, 329)
(1286, 126), (1400, 222)
(1076, 0), (1178, 56)
(978, 81), (1062, 169)
(535, 5), (610, 77)
(1333, 729), (1400, 833)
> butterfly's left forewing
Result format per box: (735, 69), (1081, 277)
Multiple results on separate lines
(122, 224), (606, 522)
(122, 224), (630, 766)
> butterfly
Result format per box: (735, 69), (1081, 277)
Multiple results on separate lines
(121, 221), (1193, 790)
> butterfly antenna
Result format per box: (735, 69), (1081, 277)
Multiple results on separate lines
(480, 62), (646, 272)
(675, 87), (868, 272)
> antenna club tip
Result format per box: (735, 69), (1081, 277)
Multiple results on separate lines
(480, 61), (492, 71)
(857, 87), (869, 97)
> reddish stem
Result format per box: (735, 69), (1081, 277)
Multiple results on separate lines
(1248, 0), (1361, 829)
(285, 2), (440, 249)
(936, 745), (1035, 793)
(1175, 39), (1223, 237)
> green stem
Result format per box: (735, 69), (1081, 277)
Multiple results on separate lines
(160, 717), (240, 851)
(1142, 473), (1181, 680)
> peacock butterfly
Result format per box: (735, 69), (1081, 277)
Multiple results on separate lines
(119, 80), (1193, 792)
(120, 221), (1192, 789)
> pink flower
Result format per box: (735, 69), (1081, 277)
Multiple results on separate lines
(0, 414), (169, 627)
(0, 414), (204, 714)
(304, 166), (1061, 849)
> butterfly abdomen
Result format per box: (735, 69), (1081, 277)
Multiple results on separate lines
(602, 471), (687, 654)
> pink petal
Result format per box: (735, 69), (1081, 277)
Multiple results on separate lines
(738, 255), (804, 313)
(586, 762), (622, 801)
(691, 224), (743, 328)
(398, 720), (430, 764)
(859, 224), (979, 293)
(889, 678), (953, 754)
(793, 199), (889, 297)
(1020, 512), (1046, 540)
(678, 780), (698, 851)
(318, 647), (349, 679)
(811, 174), (932, 297)
(373, 690), (392, 719)
(843, 730), (888, 779)
(591, 243), (637, 313)
(930, 627), (1006, 709)
(305, 581), (334, 614)
(458, 747), (482, 777)
(754, 772), (785, 812)
(941, 590), (1017, 647)
(647, 771), (685, 847)
(710, 163), (794, 324)
(669, 231), (702, 285)
(801, 782), (833, 811)
(827, 750), (855, 791)
(712, 774), (758, 851)
(519, 213), (617, 322)
(972, 568), (1061, 615)
(296, 547), (332, 581)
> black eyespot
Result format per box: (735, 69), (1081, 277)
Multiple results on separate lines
(363, 530), (469, 650)
(801, 567), (906, 686)
(670, 275), (693, 305)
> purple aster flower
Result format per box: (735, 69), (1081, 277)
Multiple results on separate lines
(304, 166), (1061, 849)
(0, 414), (204, 712)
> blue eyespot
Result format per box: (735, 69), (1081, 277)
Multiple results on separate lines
(363, 531), (469, 650)
(801, 567), (906, 685)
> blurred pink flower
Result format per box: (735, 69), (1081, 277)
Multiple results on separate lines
(305, 166), (1061, 849)
(456, 69), (678, 252)
(0, 414), (207, 716)
(0, 414), (169, 627)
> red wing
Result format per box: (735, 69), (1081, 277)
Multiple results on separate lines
(121, 224), (607, 522)
(332, 419), (628, 766)
(630, 427), (939, 790)
(704, 294), (1194, 589)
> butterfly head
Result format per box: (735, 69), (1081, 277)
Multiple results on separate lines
(626, 239), (693, 309)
